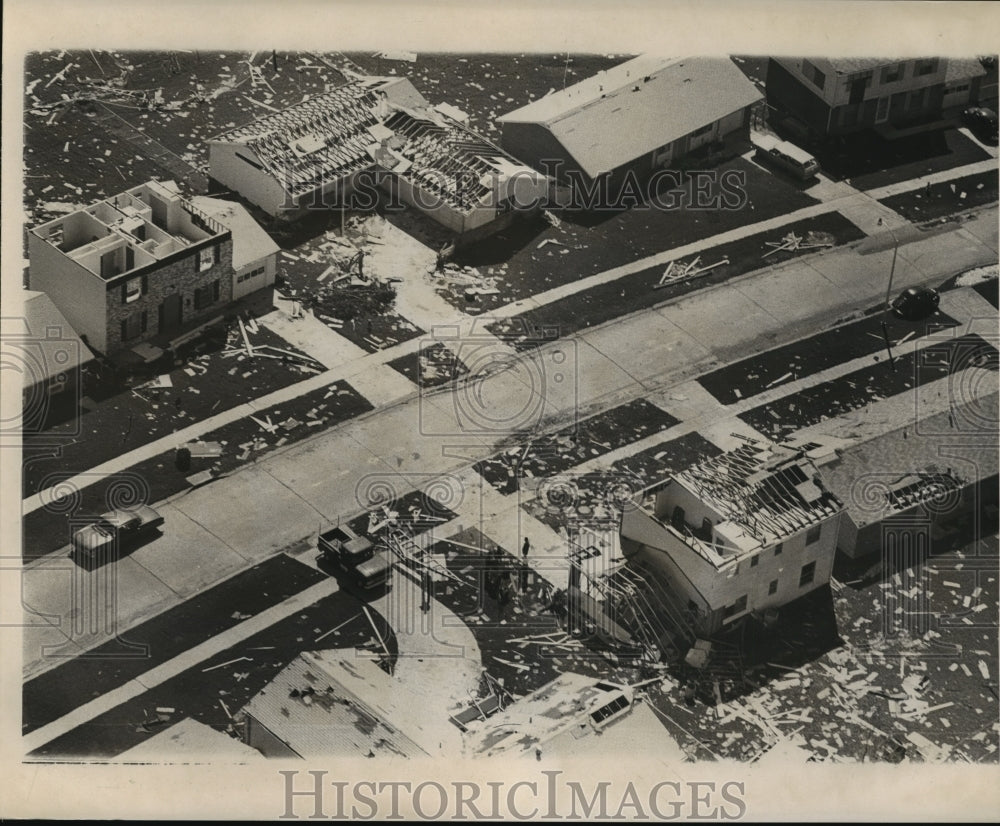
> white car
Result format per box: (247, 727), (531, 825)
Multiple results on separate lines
(753, 134), (820, 181)
(71, 506), (164, 564)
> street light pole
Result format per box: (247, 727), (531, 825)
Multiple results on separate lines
(880, 227), (899, 372)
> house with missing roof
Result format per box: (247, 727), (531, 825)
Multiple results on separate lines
(26, 180), (279, 357)
(207, 76), (548, 241)
(495, 55), (763, 201)
(765, 57), (989, 139)
(618, 442), (843, 637)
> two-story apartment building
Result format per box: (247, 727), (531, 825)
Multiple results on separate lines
(765, 57), (988, 139)
(619, 442), (843, 636)
(27, 180), (278, 356)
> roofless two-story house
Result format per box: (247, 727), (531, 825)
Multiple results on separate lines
(27, 180), (277, 356)
(619, 442), (844, 636)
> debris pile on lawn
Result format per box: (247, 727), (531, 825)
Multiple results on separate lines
(221, 314), (325, 374)
(762, 230), (835, 259)
(431, 262), (505, 310)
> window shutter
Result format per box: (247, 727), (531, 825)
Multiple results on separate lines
(141, 311), (148, 333)
(142, 275), (148, 295)
(121, 319), (128, 341)
(213, 280), (220, 302)
(121, 283), (128, 304)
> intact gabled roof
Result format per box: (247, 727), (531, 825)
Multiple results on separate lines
(189, 196), (279, 270)
(497, 55), (762, 178)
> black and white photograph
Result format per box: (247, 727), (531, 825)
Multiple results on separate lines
(2, 0), (999, 820)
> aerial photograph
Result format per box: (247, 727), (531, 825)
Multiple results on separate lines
(4, 11), (999, 819)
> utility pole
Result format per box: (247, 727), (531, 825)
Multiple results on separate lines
(563, 53), (570, 89)
(880, 228), (899, 372)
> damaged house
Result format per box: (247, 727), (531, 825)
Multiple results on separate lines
(618, 442), (844, 637)
(26, 180), (278, 356)
(207, 76), (548, 241)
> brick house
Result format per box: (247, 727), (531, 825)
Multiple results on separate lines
(765, 57), (989, 139)
(27, 180), (277, 356)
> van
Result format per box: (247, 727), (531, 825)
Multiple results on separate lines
(753, 134), (820, 181)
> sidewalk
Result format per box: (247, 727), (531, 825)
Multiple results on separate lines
(22, 157), (998, 518)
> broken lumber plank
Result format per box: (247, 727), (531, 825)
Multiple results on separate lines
(316, 611), (362, 642)
(362, 606), (390, 658)
(238, 317), (254, 357)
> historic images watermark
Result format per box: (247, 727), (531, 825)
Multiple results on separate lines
(280, 163), (750, 215)
(278, 770), (748, 820)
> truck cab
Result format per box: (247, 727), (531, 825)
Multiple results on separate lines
(318, 525), (392, 590)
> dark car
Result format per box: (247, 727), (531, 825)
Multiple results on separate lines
(891, 287), (940, 321)
(962, 107), (999, 144)
(71, 505), (164, 565)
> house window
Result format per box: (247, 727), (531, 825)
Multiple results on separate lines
(237, 266), (266, 284)
(724, 594), (748, 619)
(691, 122), (714, 138)
(124, 277), (142, 303)
(774, 542), (783, 556)
(915, 58), (938, 77)
(670, 506), (686, 532)
(909, 88), (928, 112)
(768, 579), (778, 595)
(198, 245), (217, 273)
(802, 59), (826, 90)
(880, 63), (904, 84)
(194, 280), (220, 311)
(122, 275), (147, 304)
(875, 95), (891, 122)
(120, 310), (148, 342)
(750, 555), (759, 568)
(799, 561), (816, 588)
(806, 524), (822, 545)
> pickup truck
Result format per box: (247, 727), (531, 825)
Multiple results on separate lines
(318, 525), (392, 590)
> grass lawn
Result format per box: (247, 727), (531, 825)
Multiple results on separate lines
(439, 157), (821, 314)
(22, 321), (322, 498)
(488, 211), (866, 349)
(879, 170), (999, 223)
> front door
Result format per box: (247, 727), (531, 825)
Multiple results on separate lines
(159, 293), (182, 333)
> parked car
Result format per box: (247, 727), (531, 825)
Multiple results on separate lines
(71, 505), (164, 565)
(962, 107), (999, 145)
(890, 286), (940, 321)
(752, 134), (820, 181)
